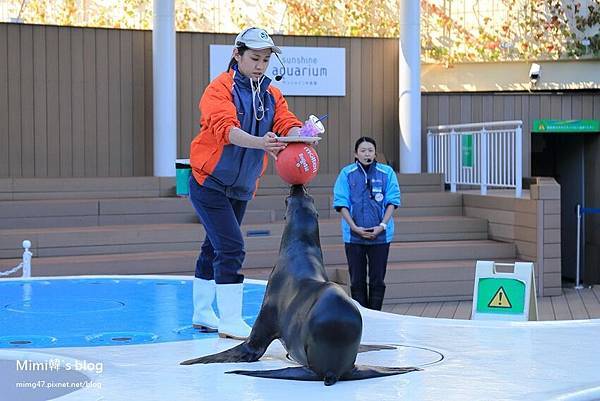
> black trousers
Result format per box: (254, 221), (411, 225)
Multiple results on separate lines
(344, 242), (390, 310)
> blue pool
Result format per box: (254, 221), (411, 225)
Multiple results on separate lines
(0, 277), (266, 348)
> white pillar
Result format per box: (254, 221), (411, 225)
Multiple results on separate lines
(450, 130), (457, 192)
(515, 125), (523, 198)
(399, 1), (421, 173)
(481, 128), (488, 195)
(22, 240), (32, 278)
(153, 0), (177, 177)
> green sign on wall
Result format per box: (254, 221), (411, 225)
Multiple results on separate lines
(533, 119), (600, 133)
(476, 278), (526, 315)
(461, 134), (473, 168)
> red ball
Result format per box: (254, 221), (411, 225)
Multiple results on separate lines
(275, 143), (320, 185)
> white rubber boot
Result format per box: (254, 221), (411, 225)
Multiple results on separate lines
(216, 283), (252, 340)
(192, 278), (219, 332)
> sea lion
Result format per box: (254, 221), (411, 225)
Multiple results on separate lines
(181, 185), (419, 385)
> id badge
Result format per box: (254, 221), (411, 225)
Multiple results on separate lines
(371, 178), (384, 202)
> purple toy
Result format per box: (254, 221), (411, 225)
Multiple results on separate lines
(298, 115), (326, 137)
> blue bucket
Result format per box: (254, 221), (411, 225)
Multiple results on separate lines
(175, 159), (191, 196)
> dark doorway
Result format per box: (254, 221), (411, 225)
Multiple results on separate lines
(531, 133), (585, 282)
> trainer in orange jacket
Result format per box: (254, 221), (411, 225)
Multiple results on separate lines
(188, 27), (301, 341)
(190, 67), (300, 199)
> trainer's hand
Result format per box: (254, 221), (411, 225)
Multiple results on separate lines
(263, 132), (287, 159)
(287, 126), (301, 137)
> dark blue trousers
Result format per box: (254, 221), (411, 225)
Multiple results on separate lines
(344, 242), (390, 309)
(189, 177), (248, 284)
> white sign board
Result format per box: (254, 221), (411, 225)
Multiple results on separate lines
(471, 261), (538, 321)
(209, 45), (346, 96)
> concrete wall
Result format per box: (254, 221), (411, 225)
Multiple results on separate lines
(422, 60), (600, 92)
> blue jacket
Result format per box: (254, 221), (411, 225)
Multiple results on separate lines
(333, 161), (401, 244)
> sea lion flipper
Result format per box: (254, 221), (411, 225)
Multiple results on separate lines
(181, 307), (280, 366)
(227, 366), (320, 381)
(180, 342), (264, 365)
(357, 344), (397, 353)
(341, 365), (421, 381)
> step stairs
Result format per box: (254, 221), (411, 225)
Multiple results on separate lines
(0, 215), (488, 258)
(0, 192), (463, 230)
(0, 174), (521, 303)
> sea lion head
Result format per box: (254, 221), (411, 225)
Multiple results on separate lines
(280, 185), (322, 256)
(284, 185), (319, 225)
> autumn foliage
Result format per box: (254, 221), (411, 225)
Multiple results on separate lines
(2, 0), (598, 64)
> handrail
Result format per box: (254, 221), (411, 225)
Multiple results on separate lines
(427, 120), (523, 197)
(0, 240), (32, 278)
(427, 120), (523, 131)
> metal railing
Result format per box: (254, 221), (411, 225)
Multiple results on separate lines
(427, 121), (523, 197)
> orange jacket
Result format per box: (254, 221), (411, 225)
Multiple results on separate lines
(190, 69), (301, 200)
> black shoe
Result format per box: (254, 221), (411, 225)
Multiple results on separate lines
(350, 284), (368, 308)
(368, 286), (386, 311)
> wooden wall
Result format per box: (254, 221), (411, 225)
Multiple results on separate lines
(421, 92), (600, 177)
(423, 92), (600, 284)
(0, 23), (154, 178)
(3, 23), (598, 179)
(0, 23), (400, 178)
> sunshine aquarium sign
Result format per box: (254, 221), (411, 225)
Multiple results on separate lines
(209, 45), (346, 96)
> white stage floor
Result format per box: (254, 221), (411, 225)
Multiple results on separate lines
(2, 277), (600, 401)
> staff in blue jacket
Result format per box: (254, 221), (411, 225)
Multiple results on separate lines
(333, 137), (401, 310)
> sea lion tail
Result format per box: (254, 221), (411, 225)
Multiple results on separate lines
(226, 366), (321, 381)
(357, 344), (397, 353)
(227, 365), (419, 385)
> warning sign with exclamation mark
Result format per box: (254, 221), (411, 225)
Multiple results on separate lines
(488, 286), (512, 308)
(475, 277), (526, 315)
(472, 261), (537, 321)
